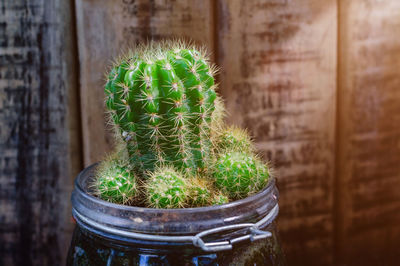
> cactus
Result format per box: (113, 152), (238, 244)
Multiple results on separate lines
(252, 160), (271, 192)
(212, 152), (269, 199)
(188, 176), (212, 207)
(210, 97), (226, 137)
(105, 41), (218, 174)
(211, 192), (229, 206)
(146, 166), (188, 208)
(217, 125), (254, 153)
(92, 40), (273, 208)
(94, 159), (137, 205)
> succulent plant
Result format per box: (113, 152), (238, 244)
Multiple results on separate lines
(217, 125), (254, 154)
(188, 176), (212, 207)
(94, 158), (137, 205)
(145, 166), (188, 208)
(93, 40), (272, 209)
(211, 192), (229, 206)
(104, 41), (218, 174)
(212, 152), (269, 199)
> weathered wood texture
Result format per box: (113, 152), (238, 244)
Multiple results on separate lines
(75, 0), (214, 166)
(217, 1), (337, 265)
(336, 0), (400, 265)
(2, 0), (395, 264)
(0, 0), (81, 265)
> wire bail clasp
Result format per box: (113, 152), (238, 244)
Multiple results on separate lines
(192, 223), (272, 252)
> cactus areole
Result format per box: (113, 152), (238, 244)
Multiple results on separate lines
(105, 43), (217, 174)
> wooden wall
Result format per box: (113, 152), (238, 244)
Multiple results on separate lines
(1, 0), (399, 265)
(216, 1), (337, 264)
(336, 1), (400, 265)
(0, 0), (81, 265)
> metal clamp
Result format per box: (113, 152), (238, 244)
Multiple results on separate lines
(73, 204), (278, 253)
(192, 223), (272, 252)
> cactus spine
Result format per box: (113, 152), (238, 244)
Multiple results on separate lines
(213, 152), (269, 199)
(105, 42), (217, 174)
(146, 166), (188, 208)
(217, 125), (254, 154)
(211, 192), (229, 206)
(94, 159), (137, 205)
(188, 176), (212, 206)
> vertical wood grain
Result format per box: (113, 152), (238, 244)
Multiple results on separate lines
(216, 1), (337, 264)
(0, 0), (80, 265)
(75, 0), (215, 166)
(336, 1), (400, 264)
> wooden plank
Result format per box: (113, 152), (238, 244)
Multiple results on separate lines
(0, 0), (80, 265)
(216, 1), (337, 264)
(75, 0), (215, 166)
(336, 1), (400, 264)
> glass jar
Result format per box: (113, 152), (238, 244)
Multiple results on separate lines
(67, 164), (285, 265)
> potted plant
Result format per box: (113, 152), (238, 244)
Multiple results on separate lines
(67, 41), (285, 265)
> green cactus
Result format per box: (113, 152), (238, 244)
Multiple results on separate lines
(92, 40), (273, 208)
(217, 125), (254, 153)
(105, 41), (218, 174)
(188, 177), (212, 207)
(213, 152), (270, 199)
(146, 166), (188, 208)
(210, 96), (226, 136)
(211, 192), (229, 206)
(94, 159), (137, 205)
(252, 160), (271, 192)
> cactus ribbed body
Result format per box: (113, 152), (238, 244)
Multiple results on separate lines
(213, 152), (269, 199)
(105, 45), (217, 174)
(218, 126), (253, 154)
(95, 163), (137, 204)
(146, 167), (187, 208)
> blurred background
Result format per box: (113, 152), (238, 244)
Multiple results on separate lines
(1, 0), (399, 265)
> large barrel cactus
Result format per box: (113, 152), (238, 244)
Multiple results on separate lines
(105, 42), (217, 174)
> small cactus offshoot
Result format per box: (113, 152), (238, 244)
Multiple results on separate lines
(213, 152), (269, 199)
(94, 160), (137, 205)
(188, 177), (212, 207)
(211, 193), (229, 206)
(146, 167), (188, 208)
(217, 126), (254, 153)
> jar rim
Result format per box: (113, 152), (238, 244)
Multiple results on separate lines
(75, 163), (277, 213)
(71, 163), (279, 239)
